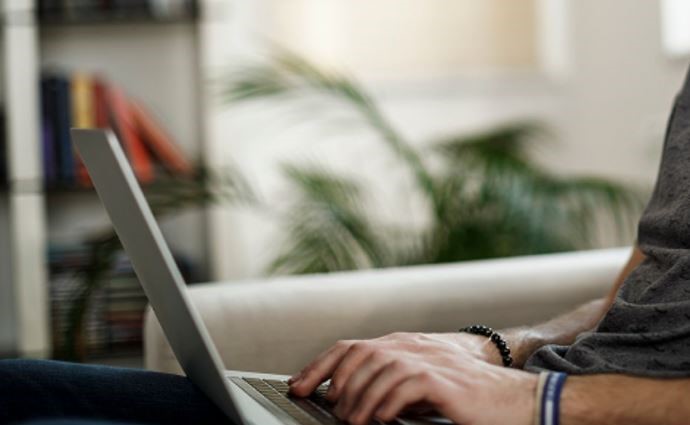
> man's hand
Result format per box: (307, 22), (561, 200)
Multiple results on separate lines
(289, 332), (504, 398)
(288, 332), (537, 425)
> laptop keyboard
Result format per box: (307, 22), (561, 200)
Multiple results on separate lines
(237, 377), (399, 425)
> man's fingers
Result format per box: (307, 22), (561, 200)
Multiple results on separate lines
(289, 340), (353, 397)
(374, 373), (447, 423)
(333, 350), (394, 418)
(345, 359), (413, 425)
(327, 342), (380, 401)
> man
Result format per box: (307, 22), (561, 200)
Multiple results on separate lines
(2, 68), (690, 425)
(288, 68), (690, 424)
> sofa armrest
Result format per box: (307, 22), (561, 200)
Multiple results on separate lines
(144, 247), (630, 375)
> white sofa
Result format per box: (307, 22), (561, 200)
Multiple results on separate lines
(144, 247), (630, 375)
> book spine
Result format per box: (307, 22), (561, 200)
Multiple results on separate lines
(45, 75), (66, 186)
(71, 72), (95, 187)
(55, 75), (75, 185)
(131, 101), (193, 177)
(40, 77), (58, 185)
(107, 85), (155, 183)
(92, 77), (109, 128)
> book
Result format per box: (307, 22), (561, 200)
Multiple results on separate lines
(92, 77), (109, 129)
(39, 71), (193, 188)
(49, 243), (198, 358)
(55, 75), (75, 185)
(42, 74), (75, 186)
(71, 73), (95, 128)
(107, 85), (155, 183)
(49, 245), (147, 357)
(131, 101), (193, 177)
(40, 78), (58, 185)
(71, 72), (95, 187)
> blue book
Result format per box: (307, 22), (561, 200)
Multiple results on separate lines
(40, 77), (58, 185)
(54, 75), (75, 185)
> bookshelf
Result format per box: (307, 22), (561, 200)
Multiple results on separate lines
(1, 0), (49, 358)
(0, 0), (224, 359)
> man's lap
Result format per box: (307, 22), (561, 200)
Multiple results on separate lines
(0, 359), (232, 425)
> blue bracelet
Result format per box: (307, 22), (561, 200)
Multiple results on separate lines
(540, 372), (568, 425)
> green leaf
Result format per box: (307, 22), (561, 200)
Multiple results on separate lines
(268, 165), (391, 274)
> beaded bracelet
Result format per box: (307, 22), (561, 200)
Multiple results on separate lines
(459, 324), (513, 367)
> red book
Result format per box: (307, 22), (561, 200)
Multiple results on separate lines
(131, 101), (193, 177)
(93, 77), (109, 129)
(107, 85), (155, 183)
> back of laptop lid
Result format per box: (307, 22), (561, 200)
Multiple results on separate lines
(72, 129), (244, 425)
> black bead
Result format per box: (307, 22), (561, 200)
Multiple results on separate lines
(460, 325), (512, 368)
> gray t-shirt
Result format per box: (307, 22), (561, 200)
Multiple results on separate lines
(524, 67), (690, 378)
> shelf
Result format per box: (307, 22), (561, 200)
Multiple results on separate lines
(37, 1), (198, 28)
(44, 185), (97, 195)
(39, 13), (198, 28)
(0, 175), (199, 195)
(1, 8), (198, 28)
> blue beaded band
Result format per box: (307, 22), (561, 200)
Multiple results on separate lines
(540, 372), (568, 425)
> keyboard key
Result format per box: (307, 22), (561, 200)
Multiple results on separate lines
(240, 377), (406, 424)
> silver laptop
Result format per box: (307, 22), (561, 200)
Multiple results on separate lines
(72, 129), (431, 425)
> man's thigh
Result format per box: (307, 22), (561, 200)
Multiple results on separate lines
(0, 359), (233, 425)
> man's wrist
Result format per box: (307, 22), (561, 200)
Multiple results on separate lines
(445, 325), (549, 367)
(459, 325), (514, 367)
(496, 327), (544, 368)
(499, 327), (536, 368)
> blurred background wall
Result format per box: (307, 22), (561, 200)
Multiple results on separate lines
(209, 0), (689, 279)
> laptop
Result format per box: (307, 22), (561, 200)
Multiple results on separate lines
(72, 129), (434, 425)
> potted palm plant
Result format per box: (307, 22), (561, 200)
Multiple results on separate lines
(223, 53), (642, 274)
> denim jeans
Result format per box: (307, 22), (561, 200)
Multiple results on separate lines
(0, 359), (233, 425)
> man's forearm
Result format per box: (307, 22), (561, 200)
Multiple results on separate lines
(561, 374), (690, 425)
(503, 246), (645, 367)
(502, 297), (609, 367)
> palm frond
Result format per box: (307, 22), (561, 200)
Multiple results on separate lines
(223, 52), (437, 206)
(268, 164), (390, 274)
(434, 123), (546, 171)
(423, 125), (643, 261)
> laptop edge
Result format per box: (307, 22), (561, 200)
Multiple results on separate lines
(72, 128), (247, 424)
